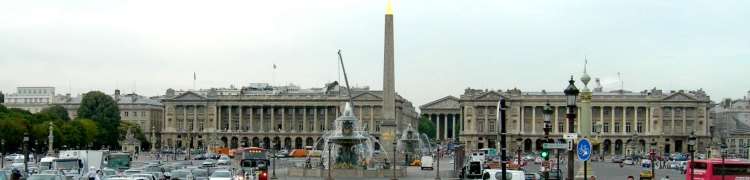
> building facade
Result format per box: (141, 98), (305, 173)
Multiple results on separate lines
(419, 96), (461, 141)
(159, 83), (419, 151)
(55, 90), (164, 138)
(424, 87), (712, 156)
(2, 87), (66, 113)
(711, 91), (750, 157)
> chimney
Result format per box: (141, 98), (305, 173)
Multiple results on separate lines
(115, 89), (121, 101)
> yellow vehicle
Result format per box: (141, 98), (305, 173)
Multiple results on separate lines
(639, 170), (653, 180)
(409, 159), (421, 166)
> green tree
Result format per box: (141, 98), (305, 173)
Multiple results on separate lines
(418, 117), (436, 139)
(0, 91), (4, 103)
(61, 120), (84, 149)
(40, 105), (70, 121)
(77, 91), (120, 148)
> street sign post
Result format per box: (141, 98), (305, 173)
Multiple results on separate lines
(577, 138), (591, 161)
(563, 133), (578, 140)
(543, 143), (567, 149)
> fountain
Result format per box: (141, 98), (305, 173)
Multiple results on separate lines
(398, 124), (429, 165)
(326, 102), (372, 169)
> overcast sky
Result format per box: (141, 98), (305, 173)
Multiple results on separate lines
(1, 0), (749, 109)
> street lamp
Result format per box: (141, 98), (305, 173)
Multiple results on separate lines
(435, 140), (441, 180)
(270, 139), (278, 179)
(23, 132), (29, 173)
(563, 76), (579, 180)
(516, 134), (522, 165)
(688, 131), (696, 180)
(542, 101), (552, 180)
(392, 140), (398, 180)
(649, 140), (656, 179)
(326, 141), (333, 180)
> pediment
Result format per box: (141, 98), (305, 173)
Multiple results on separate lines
(473, 91), (506, 101)
(172, 91), (207, 100)
(661, 93), (697, 101)
(353, 92), (382, 100)
(420, 96), (460, 109)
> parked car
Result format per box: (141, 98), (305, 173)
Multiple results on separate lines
(5, 154), (23, 161)
(193, 154), (206, 160)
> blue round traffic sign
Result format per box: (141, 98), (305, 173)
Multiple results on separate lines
(577, 138), (591, 161)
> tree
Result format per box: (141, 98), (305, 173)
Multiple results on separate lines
(0, 91), (4, 103)
(418, 117), (436, 140)
(118, 121), (148, 149)
(40, 105), (70, 121)
(77, 91), (120, 148)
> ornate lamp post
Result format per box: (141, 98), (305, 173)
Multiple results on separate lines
(516, 134), (522, 165)
(688, 131), (696, 180)
(47, 122), (54, 157)
(542, 101), (553, 180)
(326, 141), (333, 180)
(435, 140), (441, 180)
(563, 76), (579, 180)
(650, 140), (656, 179)
(23, 132), (29, 173)
(392, 140), (398, 180)
(270, 139), (278, 179)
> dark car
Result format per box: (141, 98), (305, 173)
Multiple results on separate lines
(612, 156), (624, 163)
(193, 154), (206, 160)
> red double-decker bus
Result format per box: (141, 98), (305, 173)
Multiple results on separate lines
(686, 158), (750, 180)
(235, 147), (270, 180)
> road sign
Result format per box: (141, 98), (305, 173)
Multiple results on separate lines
(563, 133), (578, 140)
(543, 143), (567, 149)
(567, 140), (573, 151)
(577, 138), (592, 161)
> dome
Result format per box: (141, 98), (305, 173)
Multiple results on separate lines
(581, 72), (591, 86)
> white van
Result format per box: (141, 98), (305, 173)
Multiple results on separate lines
(481, 169), (525, 180)
(420, 156), (434, 170)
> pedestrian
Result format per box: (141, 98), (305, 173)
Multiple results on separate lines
(589, 175), (596, 180)
(11, 168), (22, 180)
(86, 167), (98, 180)
(620, 162), (624, 168)
(660, 175), (669, 180)
(626, 175), (635, 180)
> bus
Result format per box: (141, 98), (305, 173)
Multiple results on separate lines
(686, 158), (750, 180)
(106, 152), (132, 171)
(235, 147), (270, 180)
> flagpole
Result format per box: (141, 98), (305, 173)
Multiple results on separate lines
(193, 72), (196, 91)
(273, 63), (276, 88)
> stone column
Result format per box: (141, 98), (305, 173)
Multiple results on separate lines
(260, 107), (265, 132)
(436, 114), (442, 141)
(682, 107), (687, 133)
(271, 107), (276, 132)
(217, 106), (221, 131)
(622, 107), (626, 134)
(532, 106), (537, 134)
(183, 106), (188, 131)
(634, 107), (639, 133)
(228, 106), (233, 131)
(671, 107), (675, 134)
(239, 106), (243, 132)
(610, 107), (615, 134)
(249, 107), (254, 132)
(370, 106), (375, 132)
(303, 107), (307, 132)
(324, 107), (329, 131)
(520, 106), (525, 133)
(313, 107), (318, 132)
(444, 114), (448, 140)
(193, 105), (198, 131)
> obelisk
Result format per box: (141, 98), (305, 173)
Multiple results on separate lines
(381, 0), (399, 154)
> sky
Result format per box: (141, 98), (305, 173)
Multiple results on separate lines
(1, 0), (749, 110)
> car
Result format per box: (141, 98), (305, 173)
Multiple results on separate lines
(524, 173), (542, 180)
(641, 159), (651, 167)
(193, 154), (206, 160)
(190, 169), (209, 180)
(170, 170), (191, 180)
(5, 154), (24, 161)
(131, 173), (157, 180)
(209, 170), (233, 180)
(665, 161), (679, 169)
(420, 156), (434, 170)
(449, 159), (454, 164)
(202, 159), (216, 167)
(124, 169), (143, 176)
(27, 174), (65, 180)
(39, 170), (62, 175)
(612, 155), (624, 163)
(479, 169), (525, 180)
(623, 157), (635, 165)
(216, 156), (231, 166)
(522, 155), (536, 162)
(144, 172), (164, 180)
(639, 170), (653, 180)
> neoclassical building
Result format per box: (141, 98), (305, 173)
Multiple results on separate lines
(159, 83), (419, 151)
(424, 87), (712, 156)
(711, 92), (750, 156)
(55, 90), (164, 139)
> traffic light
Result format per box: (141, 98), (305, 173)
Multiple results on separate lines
(540, 149), (549, 160)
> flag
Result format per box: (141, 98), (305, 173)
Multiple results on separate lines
(273, 63), (276, 69)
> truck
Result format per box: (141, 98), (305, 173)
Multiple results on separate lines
(53, 150), (105, 180)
